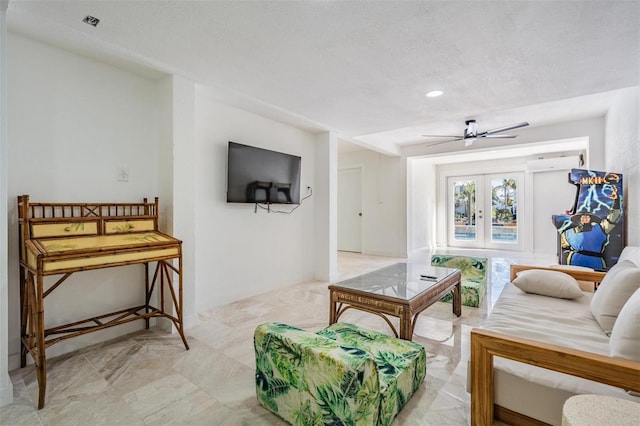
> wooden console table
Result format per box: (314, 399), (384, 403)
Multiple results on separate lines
(17, 195), (189, 409)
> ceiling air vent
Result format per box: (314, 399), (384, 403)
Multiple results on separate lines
(525, 156), (581, 173)
(83, 15), (100, 27)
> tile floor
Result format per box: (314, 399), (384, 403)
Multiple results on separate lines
(1, 249), (556, 425)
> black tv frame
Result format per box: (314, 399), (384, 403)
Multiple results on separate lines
(226, 141), (301, 205)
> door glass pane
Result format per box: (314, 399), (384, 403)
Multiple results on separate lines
(490, 178), (518, 243)
(453, 180), (476, 240)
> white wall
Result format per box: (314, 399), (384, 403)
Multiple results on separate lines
(338, 149), (406, 257)
(531, 170), (578, 256)
(604, 87), (639, 246)
(314, 132), (338, 282)
(6, 34), (163, 367)
(407, 157), (436, 254)
(194, 93), (317, 310)
(1, 0), (12, 408)
(165, 76), (198, 329)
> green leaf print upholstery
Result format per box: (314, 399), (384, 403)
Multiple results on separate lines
(254, 322), (426, 425)
(430, 255), (488, 307)
(317, 323), (426, 425)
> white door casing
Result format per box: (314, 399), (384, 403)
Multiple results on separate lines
(447, 173), (524, 251)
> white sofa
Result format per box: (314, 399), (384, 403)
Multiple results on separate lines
(470, 246), (640, 426)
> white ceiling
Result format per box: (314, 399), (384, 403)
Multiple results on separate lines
(6, 1), (639, 155)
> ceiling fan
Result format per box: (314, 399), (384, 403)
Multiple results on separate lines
(422, 120), (529, 147)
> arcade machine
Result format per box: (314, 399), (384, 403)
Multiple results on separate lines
(552, 169), (624, 271)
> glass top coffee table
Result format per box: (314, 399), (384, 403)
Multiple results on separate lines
(329, 263), (461, 340)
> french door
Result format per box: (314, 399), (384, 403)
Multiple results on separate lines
(447, 173), (524, 250)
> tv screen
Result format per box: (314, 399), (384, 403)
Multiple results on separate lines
(227, 142), (301, 204)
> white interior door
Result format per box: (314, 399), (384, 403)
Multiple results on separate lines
(338, 167), (363, 252)
(447, 173), (524, 251)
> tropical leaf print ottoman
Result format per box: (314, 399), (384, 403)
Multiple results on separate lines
(430, 255), (488, 307)
(254, 322), (426, 425)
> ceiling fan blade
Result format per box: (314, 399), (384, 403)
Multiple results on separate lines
(484, 122), (529, 135)
(481, 134), (517, 139)
(422, 134), (463, 138)
(424, 138), (463, 147)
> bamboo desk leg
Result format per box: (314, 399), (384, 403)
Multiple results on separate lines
(21, 260), (189, 409)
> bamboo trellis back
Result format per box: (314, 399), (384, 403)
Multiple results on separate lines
(17, 195), (160, 240)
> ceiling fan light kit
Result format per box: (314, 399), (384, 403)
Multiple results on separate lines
(422, 120), (529, 147)
(464, 120), (478, 138)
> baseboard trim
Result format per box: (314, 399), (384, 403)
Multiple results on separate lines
(183, 313), (198, 330)
(0, 374), (13, 408)
(8, 353), (20, 372)
(361, 250), (407, 258)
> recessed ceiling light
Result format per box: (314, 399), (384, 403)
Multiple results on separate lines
(83, 15), (100, 27)
(425, 90), (444, 98)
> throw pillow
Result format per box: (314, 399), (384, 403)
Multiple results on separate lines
(590, 260), (640, 335)
(512, 269), (583, 299)
(609, 288), (640, 362)
(549, 264), (596, 292)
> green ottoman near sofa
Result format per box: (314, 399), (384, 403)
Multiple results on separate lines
(254, 322), (426, 425)
(431, 254), (488, 307)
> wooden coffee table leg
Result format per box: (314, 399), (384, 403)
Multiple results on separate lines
(453, 280), (462, 317)
(329, 290), (337, 324)
(399, 307), (412, 340)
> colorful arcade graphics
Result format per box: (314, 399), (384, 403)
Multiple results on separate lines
(552, 169), (624, 270)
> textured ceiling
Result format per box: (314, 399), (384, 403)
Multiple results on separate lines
(6, 1), (640, 154)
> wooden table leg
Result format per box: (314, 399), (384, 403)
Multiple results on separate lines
(399, 306), (412, 340)
(176, 257), (189, 350)
(19, 266), (28, 368)
(453, 278), (462, 317)
(144, 263), (150, 330)
(329, 290), (337, 324)
(35, 272), (47, 409)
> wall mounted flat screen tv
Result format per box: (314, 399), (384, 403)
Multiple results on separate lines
(227, 141), (301, 204)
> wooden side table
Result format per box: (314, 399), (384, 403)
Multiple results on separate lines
(562, 394), (640, 426)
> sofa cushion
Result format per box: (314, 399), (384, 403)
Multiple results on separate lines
(619, 246), (640, 268)
(512, 269), (583, 299)
(590, 260), (640, 335)
(549, 264), (596, 292)
(609, 288), (640, 362)
(484, 284), (604, 352)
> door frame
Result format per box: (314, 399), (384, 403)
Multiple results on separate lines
(438, 166), (529, 252)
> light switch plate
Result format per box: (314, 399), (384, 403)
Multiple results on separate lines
(117, 167), (129, 182)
